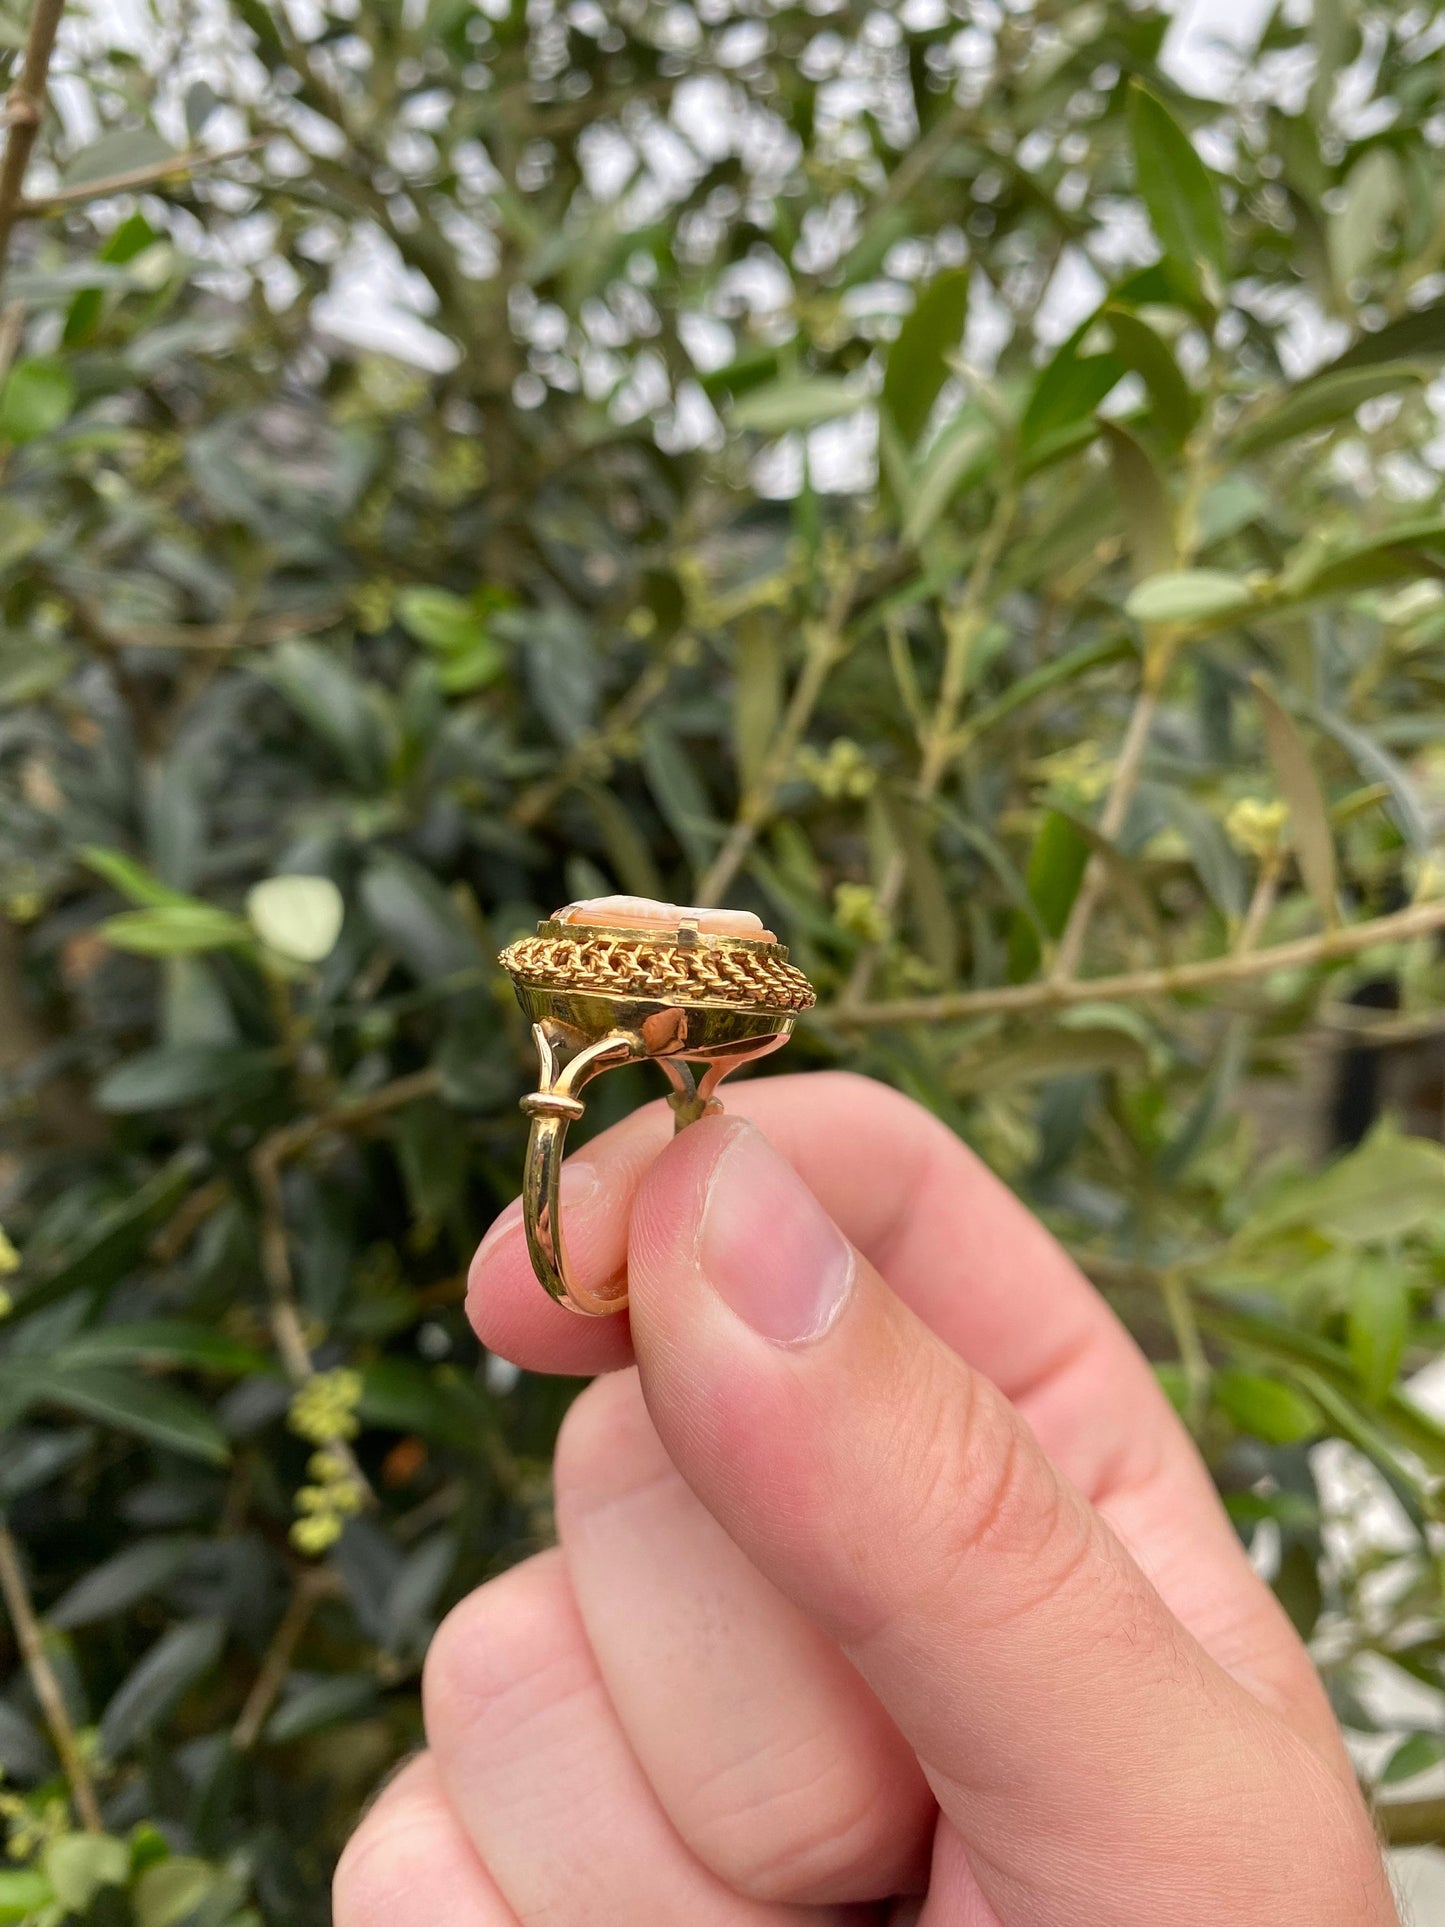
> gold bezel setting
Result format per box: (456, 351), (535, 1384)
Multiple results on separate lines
(498, 907), (815, 1316)
(499, 919), (815, 1015)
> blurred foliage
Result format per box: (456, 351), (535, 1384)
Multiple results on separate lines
(3, 0), (1445, 1916)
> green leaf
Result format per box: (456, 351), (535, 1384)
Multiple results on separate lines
(0, 509), (48, 572)
(43, 1834), (130, 1912)
(0, 1364), (230, 1465)
(1329, 146), (1401, 291)
(1234, 362), (1427, 457)
(1215, 1371), (1322, 1446)
(246, 874), (345, 963)
(639, 720), (717, 874)
(48, 1535), (197, 1629)
(901, 411), (994, 546)
(882, 268), (969, 446)
(360, 1357), (496, 1452)
(100, 904), (253, 956)
(7, 1155), (200, 1325)
(96, 1045), (276, 1111)
(1102, 421), (1174, 580)
(100, 1617), (226, 1758)
(80, 846), (193, 910)
(1381, 1732), (1445, 1786)
(55, 1321), (270, 1376)
(1125, 569), (1254, 626)
(0, 1870), (53, 1923)
(265, 641), (387, 788)
(134, 1858), (219, 1927)
(396, 586), (484, 652)
(1272, 1539), (1323, 1642)
(361, 852), (480, 982)
(1251, 677), (1337, 923)
(1305, 706), (1429, 851)
(580, 783), (664, 900)
(1103, 307), (1198, 445)
(1243, 1126), (1445, 1246)
(1143, 785), (1247, 919)
(730, 378), (863, 435)
(963, 634), (1134, 741)
(1348, 1257), (1409, 1406)
(1008, 811), (1088, 979)
(1127, 83), (1228, 306)
(1020, 323), (1122, 462)
(1326, 294), (1445, 374)
(1, 358), (76, 443)
(265, 1677), (379, 1744)
(731, 625), (781, 796)
(61, 126), (174, 189)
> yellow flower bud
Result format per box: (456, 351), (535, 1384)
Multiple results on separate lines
(288, 1369), (364, 1445)
(290, 1512), (344, 1556)
(1225, 796), (1289, 859)
(833, 882), (890, 944)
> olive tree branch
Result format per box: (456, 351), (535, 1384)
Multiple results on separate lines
(1375, 1797), (1445, 1847)
(696, 561), (860, 906)
(839, 482), (1019, 1005)
(0, 0), (66, 284)
(231, 1566), (341, 1752)
(16, 135), (267, 212)
(1051, 350), (1226, 983)
(512, 633), (690, 831)
(0, 1523), (102, 1831)
(1236, 848), (1286, 955)
(818, 895), (1445, 1028)
(249, 1067), (442, 1498)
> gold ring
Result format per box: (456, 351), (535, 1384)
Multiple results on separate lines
(499, 895), (816, 1316)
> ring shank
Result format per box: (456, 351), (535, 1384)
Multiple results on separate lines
(522, 1106), (625, 1316)
(514, 1007), (796, 1317)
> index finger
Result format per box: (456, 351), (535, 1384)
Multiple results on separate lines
(469, 1070), (1335, 1736)
(471, 1071), (1148, 1489)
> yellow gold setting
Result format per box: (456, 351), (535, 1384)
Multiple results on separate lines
(500, 902), (815, 1317)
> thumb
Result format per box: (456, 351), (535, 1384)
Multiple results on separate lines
(625, 1117), (1389, 1927)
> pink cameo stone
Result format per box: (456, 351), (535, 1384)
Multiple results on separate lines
(553, 894), (777, 941)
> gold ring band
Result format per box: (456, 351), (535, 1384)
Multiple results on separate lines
(499, 898), (816, 1316)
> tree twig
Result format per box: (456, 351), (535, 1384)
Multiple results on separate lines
(249, 1067), (442, 1501)
(0, 0), (66, 284)
(840, 484), (1018, 1003)
(251, 1068), (441, 1378)
(0, 1523), (102, 1831)
(696, 562), (859, 905)
(16, 135), (267, 213)
(818, 896), (1445, 1028)
(1235, 849), (1285, 956)
(1050, 680), (1160, 981)
(1376, 1795), (1445, 1847)
(231, 1567), (340, 1752)
(81, 604), (342, 655)
(512, 635), (687, 831)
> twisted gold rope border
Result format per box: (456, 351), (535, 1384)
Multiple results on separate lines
(499, 933), (816, 1012)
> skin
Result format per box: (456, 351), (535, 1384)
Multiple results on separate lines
(335, 1072), (1398, 1927)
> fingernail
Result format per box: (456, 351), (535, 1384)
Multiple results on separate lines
(697, 1125), (854, 1345)
(474, 1160), (598, 1266)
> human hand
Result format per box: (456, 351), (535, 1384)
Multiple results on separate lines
(336, 1072), (1396, 1927)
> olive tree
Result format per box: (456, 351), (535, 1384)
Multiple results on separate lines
(1, 1), (1445, 1917)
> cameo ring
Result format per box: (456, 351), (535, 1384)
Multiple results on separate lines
(499, 896), (816, 1316)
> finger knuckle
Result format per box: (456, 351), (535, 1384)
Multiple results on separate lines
(553, 1370), (674, 1520)
(423, 1551), (576, 1739)
(332, 1802), (432, 1927)
(858, 1352), (1094, 1646)
(684, 1726), (891, 1904)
